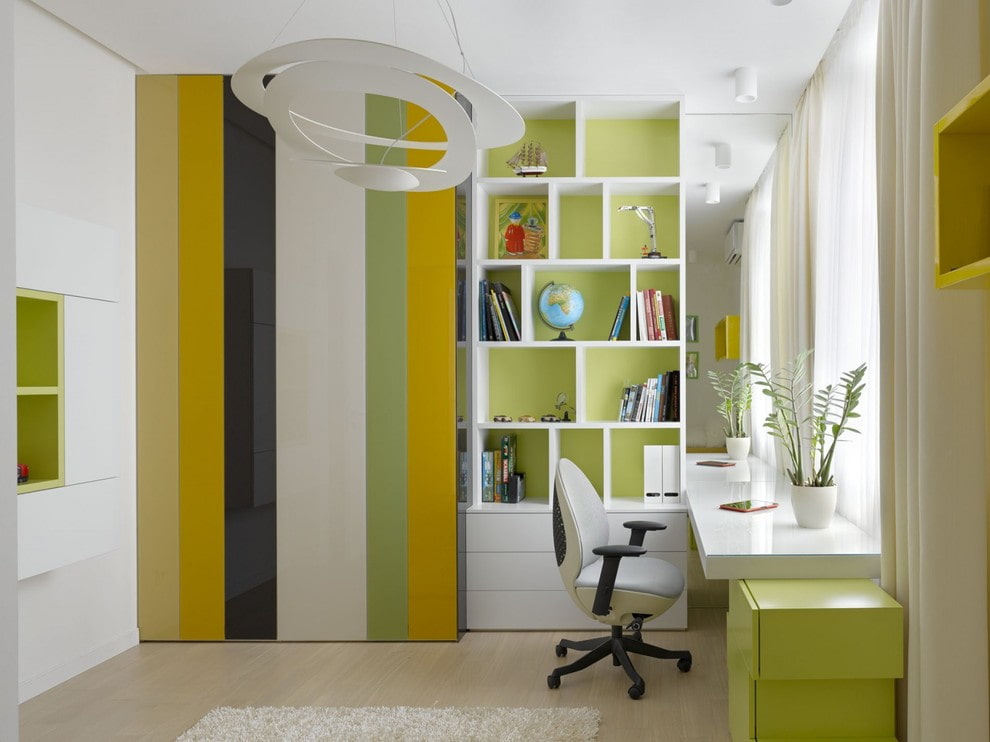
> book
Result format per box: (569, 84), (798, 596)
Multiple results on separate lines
(624, 384), (641, 422)
(653, 290), (667, 340)
(490, 288), (510, 341)
(666, 370), (680, 421)
(697, 460), (735, 467)
(493, 448), (503, 502)
(654, 373), (665, 421)
(660, 294), (677, 341)
(608, 295), (630, 340)
(487, 292), (505, 341)
(643, 289), (656, 340)
(495, 283), (521, 341)
(481, 451), (494, 502)
(501, 434), (516, 483)
(636, 291), (648, 341)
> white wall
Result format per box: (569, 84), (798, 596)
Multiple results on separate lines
(685, 251), (742, 449)
(14, 0), (137, 701)
(1, 0), (18, 733)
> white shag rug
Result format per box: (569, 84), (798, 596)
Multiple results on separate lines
(177, 705), (600, 741)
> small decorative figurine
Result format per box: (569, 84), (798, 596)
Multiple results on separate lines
(493, 414), (513, 423)
(518, 415), (537, 423)
(506, 141), (548, 177)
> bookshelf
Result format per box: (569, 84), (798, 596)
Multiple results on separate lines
(466, 97), (688, 630)
(16, 288), (65, 494)
(934, 71), (990, 288)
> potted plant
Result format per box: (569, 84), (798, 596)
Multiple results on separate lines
(707, 364), (752, 461)
(747, 350), (867, 528)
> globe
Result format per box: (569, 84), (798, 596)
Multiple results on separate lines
(538, 282), (584, 340)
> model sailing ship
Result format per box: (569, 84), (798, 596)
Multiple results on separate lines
(506, 141), (548, 176)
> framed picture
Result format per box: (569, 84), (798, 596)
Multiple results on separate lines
(493, 198), (547, 259)
(686, 351), (699, 379)
(686, 314), (698, 343)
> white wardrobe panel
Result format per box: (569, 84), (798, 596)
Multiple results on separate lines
(16, 202), (120, 301)
(18, 478), (121, 580)
(64, 296), (120, 486)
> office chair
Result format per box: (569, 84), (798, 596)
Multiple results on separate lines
(548, 458), (692, 699)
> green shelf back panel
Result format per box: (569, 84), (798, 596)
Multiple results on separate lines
(585, 346), (679, 421)
(559, 195), (603, 259)
(16, 295), (60, 387)
(585, 119), (679, 177)
(531, 269), (629, 341)
(559, 427), (604, 495)
(486, 119), (576, 178)
(17, 394), (61, 483)
(484, 427), (550, 503)
(609, 428), (680, 498)
(488, 347), (575, 422)
(635, 270), (680, 296)
(610, 194), (679, 259)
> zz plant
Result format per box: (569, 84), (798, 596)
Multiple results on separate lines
(706, 364), (752, 439)
(747, 350), (867, 487)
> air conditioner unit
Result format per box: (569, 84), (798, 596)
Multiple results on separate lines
(725, 219), (744, 265)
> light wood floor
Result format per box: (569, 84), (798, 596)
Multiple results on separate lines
(19, 608), (730, 741)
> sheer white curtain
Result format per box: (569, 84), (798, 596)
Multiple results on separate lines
(809, 0), (881, 535)
(739, 159), (776, 467)
(877, 0), (988, 739)
(745, 0), (881, 535)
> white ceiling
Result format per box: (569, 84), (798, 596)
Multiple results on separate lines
(32, 0), (852, 253)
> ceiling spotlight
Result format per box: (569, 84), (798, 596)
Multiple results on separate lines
(705, 183), (721, 204)
(770, 0), (793, 5)
(735, 67), (758, 103)
(715, 142), (732, 169)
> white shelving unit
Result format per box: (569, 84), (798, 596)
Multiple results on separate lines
(463, 96), (689, 630)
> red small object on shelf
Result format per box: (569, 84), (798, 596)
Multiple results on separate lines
(17, 463), (28, 483)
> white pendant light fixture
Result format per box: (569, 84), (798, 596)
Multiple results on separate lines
(231, 38), (523, 192)
(734, 67), (758, 103)
(715, 142), (732, 169)
(705, 183), (721, 204)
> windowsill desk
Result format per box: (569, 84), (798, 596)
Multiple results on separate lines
(686, 454), (900, 742)
(686, 453), (880, 579)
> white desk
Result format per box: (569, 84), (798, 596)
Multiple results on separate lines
(685, 453), (881, 579)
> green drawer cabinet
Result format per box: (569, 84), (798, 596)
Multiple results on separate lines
(728, 579), (903, 742)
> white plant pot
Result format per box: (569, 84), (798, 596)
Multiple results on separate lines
(725, 436), (751, 461)
(790, 485), (837, 529)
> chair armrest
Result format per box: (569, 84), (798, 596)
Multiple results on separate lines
(589, 545), (647, 616)
(623, 519), (667, 548)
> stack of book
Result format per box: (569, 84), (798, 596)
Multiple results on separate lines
(481, 434), (521, 502)
(634, 289), (677, 341)
(618, 370), (680, 422)
(479, 280), (521, 341)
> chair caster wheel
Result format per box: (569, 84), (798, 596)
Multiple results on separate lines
(628, 681), (645, 699)
(555, 645), (567, 657)
(677, 657), (692, 673)
(547, 674), (561, 690)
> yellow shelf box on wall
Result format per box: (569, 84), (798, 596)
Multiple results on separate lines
(714, 315), (740, 361)
(16, 288), (65, 494)
(934, 71), (990, 288)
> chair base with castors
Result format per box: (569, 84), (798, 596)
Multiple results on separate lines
(548, 624), (692, 699)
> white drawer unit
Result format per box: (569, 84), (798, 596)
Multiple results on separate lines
(465, 508), (688, 630)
